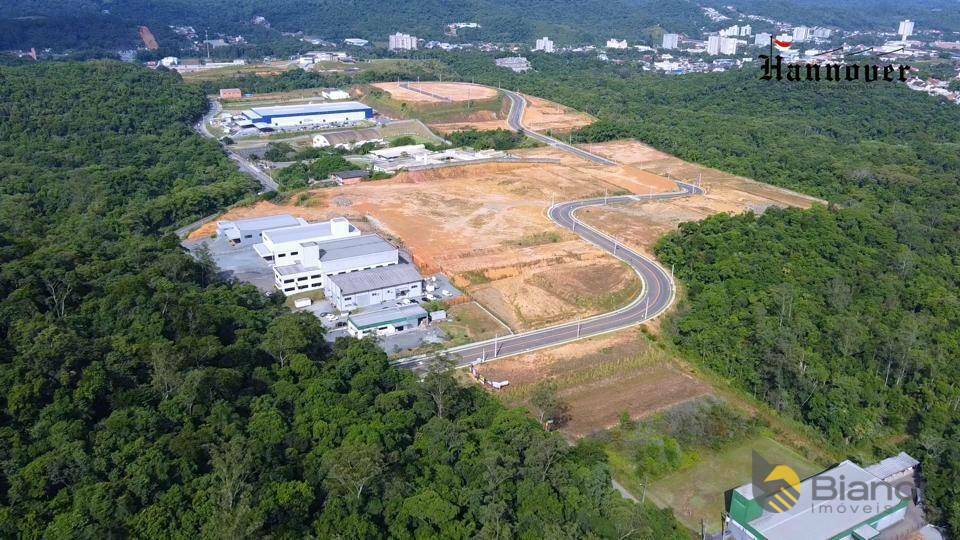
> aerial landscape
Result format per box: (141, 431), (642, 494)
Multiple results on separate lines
(1, 1), (960, 538)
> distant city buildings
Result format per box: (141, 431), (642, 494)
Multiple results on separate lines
(388, 32), (418, 51)
(606, 38), (629, 49)
(899, 19), (915, 40)
(534, 36), (555, 53)
(754, 32), (772, 46)
(662, 33), (680, 49)
(812, 26), (832, 39)
(496, 56), (532, 72)
(707, 36), (737, 55)
(343, 38), (369, 47)
(792, 26), (811, 43)
(721, 25), (751, 37)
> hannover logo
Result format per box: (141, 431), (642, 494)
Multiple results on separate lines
(759, 36), (911, 82)
(752, 451), (801, 513)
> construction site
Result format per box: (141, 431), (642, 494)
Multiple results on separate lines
(193, 81), (822, 434)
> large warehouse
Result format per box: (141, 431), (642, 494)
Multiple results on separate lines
(327, 263), (424, 311)
(242, 101), (374, 129)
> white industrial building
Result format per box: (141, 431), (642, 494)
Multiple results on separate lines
(662, 33), (679, 49)
(256, 217), (360, 263)
(217, 214), (307, 246)
(388, 32), (418, 51)
(242, 101), (374, 130)
(312, 127), (383, 150)
(534, 37), (555, 53)
(272, 234), (399, 295)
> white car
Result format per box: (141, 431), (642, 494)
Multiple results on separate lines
(441, 290), (452, 297)
(426, 294), (438, 301)
(324, 314), (338, 322)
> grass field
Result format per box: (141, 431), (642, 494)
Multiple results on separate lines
(609, 435), (823, 534)
(438, 301), (509, 346)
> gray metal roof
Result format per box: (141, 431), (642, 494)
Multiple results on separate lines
(742, 460), (907, 540)
(218, 214), (301, 231)
(330, 263), (423, 295)
(865, 452), (919, 481)
(349, 304), (427, 330)
(318, 234), (396, 262)
(333, 169), (370, 179)
(246, 101), (371, 119)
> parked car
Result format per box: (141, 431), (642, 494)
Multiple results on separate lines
(441, 290), (452, 297)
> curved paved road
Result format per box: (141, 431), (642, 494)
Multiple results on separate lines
(395, 89), (703, 373)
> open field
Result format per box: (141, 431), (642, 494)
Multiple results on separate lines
(437, 301), (510, 346)
(181, 61), (296, 83)
(575, 140), (824, 255)
(372, 82), (500, 103)
(476, 331), (712, 437)
(612, 436), (822, 534)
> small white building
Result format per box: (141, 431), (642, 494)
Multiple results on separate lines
(322, 89), (351, 100)
(606, 38), (629, 49)
(327, 263), (424, 311)
(347, 304), (428, 338)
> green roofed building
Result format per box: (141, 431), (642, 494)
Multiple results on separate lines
(726, 455), (923, 540)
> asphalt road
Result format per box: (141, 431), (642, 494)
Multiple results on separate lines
(195, 99), (279, 193)
(394, 89), (703, 373)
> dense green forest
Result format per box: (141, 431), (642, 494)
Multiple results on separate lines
(0, 61), (686, 538)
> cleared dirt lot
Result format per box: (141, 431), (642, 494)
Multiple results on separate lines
(520, 95), (595, 132)
(191, 148), (677, 330)
(576, 140), (823, 255)
(371, 82), (500, 103)
(476, 330), (712, 438)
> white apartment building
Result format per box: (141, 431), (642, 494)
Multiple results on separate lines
(754, 32), (772, 46)
(899, 19), (915, 40)
(662, 33), (680, 49)
(606, 38), (628, 49)
(792, 26), (811, 43)
(740, 25), (752, 36)
(388, 32), (418, 51)
(534, 36), (555, 53)
(707, 36), (737, 55)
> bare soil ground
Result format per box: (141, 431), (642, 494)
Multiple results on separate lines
(575, 140), (823, 255)
(476, 330), (712, 437)
(520, 94), (595, 132)
(372, 82), (500, 103)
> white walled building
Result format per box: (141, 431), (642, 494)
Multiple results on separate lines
(740, 25), (752, 36)
(606, 38), (629, 49)
(271, 234), (401, 296)
(534, 36), (555, 53)
(754, 32), (772, 46)
(217, 214), (306, 246)
(388, 32), (418, 51)
(899, 19), (915, 40)
(257, 217), (360, 263)
(792, 26), (811, 43)
(662, 33), (680, 49)
(328, 263), (424, 311)
(242, 101), (374, 130)
(707, 36), (738, 55)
